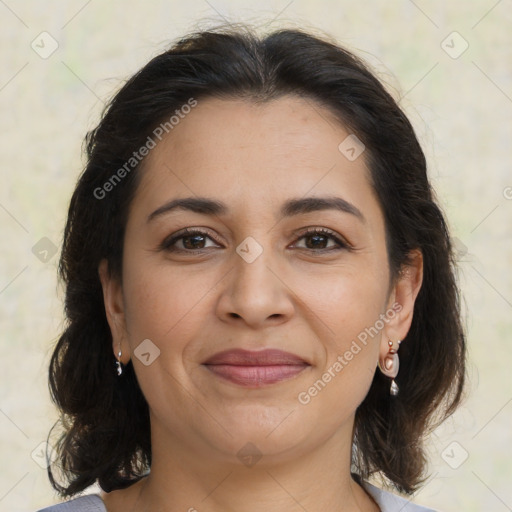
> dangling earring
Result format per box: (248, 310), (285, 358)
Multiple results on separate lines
(115, 349), (123, 376)
(378, 339), (401, 396)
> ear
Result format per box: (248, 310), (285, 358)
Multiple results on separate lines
(98, 259), (131, 364)
(380, 249), (424, 362)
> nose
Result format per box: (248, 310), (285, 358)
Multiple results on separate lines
(215, 241), (295, 329)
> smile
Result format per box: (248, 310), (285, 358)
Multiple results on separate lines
(202, 348), (310, 387)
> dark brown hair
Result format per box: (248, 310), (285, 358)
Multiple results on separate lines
(47, 22), (466, 497)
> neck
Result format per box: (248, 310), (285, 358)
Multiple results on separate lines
(126, 417), (379, 512)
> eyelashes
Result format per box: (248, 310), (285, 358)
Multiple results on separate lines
(159, 228), (220, 253)
(158, 227), (352, 254)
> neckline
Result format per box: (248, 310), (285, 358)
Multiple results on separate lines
(91, 477), (423, 512)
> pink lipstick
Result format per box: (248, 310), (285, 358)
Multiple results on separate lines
(203, 348), (310, 387)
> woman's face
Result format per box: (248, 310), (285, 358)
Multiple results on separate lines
(100, 95), (421, 466)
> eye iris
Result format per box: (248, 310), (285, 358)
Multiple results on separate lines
(306, 233), (328, 249)
(183, 234), (206, 249)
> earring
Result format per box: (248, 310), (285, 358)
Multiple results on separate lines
(115, 349), (123, 376)
(378, 339), (401, 396)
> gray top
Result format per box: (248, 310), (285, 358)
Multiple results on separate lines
(37, 494), (105, 512)
(36, 482), (438, 511)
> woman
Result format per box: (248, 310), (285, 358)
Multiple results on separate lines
(38, 23), (466, 512)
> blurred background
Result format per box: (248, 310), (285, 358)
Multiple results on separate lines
(0, 1), (511, 511)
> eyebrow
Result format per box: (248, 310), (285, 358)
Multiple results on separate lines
(147, 196), (365, 224)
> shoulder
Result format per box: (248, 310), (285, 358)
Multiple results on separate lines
(361, 481), (439, 512)
(36, 494), (106, 512)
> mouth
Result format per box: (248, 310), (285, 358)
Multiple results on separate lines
(202, 348), (310, 387)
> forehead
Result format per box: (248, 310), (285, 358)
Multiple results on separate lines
(132, 95), (378, 221)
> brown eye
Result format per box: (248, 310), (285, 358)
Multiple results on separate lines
(159, 227), (350, 254)
(293, 228), (350, 252)
(161, 228), (221, 253)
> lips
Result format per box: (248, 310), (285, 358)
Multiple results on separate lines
(203, 348), (310, 387)
(203, 348), (308, 366)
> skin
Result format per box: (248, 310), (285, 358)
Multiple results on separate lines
(98, 95), (423, 512)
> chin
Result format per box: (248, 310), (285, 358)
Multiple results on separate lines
(198, 406), (312, 461)
(208, 432), (309, 469)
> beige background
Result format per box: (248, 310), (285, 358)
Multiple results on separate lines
(1, 1), (511, 511)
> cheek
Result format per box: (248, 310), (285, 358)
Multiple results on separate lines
(294, 275), (385, 424)
(120, 256), (217, 350)
(299, 262), (389, 344)
(119, 257), (214, 413)
(293, 262), (388, 402)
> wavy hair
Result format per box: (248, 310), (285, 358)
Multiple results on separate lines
(47, 23), (466, 496)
